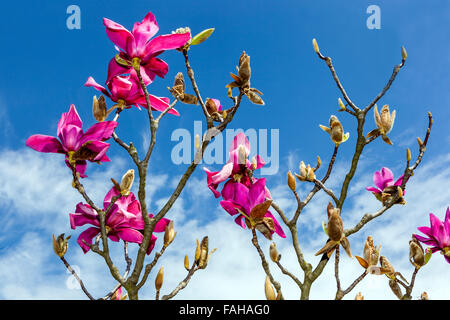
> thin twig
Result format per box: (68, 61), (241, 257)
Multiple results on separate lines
(161, 264), (200, 300)
(60, 256), (95, 300)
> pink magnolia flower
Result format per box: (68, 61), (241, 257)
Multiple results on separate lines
(204, 133), (267, 198)
(70, 186), (170, 254)
(104, 12), (190, 84)
(220, 178), (286, 239)
(414, 208), (450, 264)
(25, 104), (117, 177)
(366, 167), (405, 194)
(85, 69), (179, 115)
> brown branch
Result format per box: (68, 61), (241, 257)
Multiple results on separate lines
(60, 256), (95, 300)
(161, 264), (200, 300)
(275, 260), (303, 288)
(136, 245), (167, 290)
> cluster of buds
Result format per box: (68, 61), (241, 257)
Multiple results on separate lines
(111, 169), (135, 196)
(185, 236), (217, 271)
(315, 202), (352, 258)
(367, 104), (396, 145)
(294, 157), (321, 182)
(409, 235), (432, 268)
(226, 51), (264, 105)
(52, 233), (71, 258)
(379, 184), (406, 206)
(320, 115), (349, 146)
(169, 72), (198, 105)
(264, 276), (281, 300)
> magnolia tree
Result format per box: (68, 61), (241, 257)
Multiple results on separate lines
(25, 12), (448, 300)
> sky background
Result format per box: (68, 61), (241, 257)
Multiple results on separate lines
(0, 0), (449, 300)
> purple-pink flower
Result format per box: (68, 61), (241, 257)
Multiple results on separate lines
(204, 133), (267, 198)
(414, 208), (450, 264)
(70, 186), (170, 254)
(366, 167), (404, 194)
(85, 69), (179, 116)
(104, 12), (190, 84)
(25, 104), (117, 177)
(220, 178), (286, 239)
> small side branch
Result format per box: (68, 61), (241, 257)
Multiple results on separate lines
(161, 264), (200, 300)
(60, 256), (95, 300)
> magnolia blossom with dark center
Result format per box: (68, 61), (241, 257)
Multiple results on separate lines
(366, 167), (406, 203)
(70, 186), (170, 254)
(26, 104), (117, 177)
(414, 208), (450, 264)
(85, 69), (178, 115)
(219, 178), (285, 239)
(104, 12), (190, 84)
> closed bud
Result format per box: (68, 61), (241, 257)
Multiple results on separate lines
(195, 134), (201, 150)
(316, 156), (322, 169)
(238, 51), (251, 83)
(417, 137), (423, 146)
(120, 169), (134, 196)
(245, 89), (265, 105)
(52, 233), (71, 258)
(401, 46), (407, 61)
(238, 145), (247, 165)
(389, 279), (403, 299)
(270, 243), (280, 262)
(287, 171), (296, 191)
(190, 28), (214, 46)
(205, 98), (218, 115)
(195, 239), (201, 262)
(338, 98), (346, 110)
(312, 38), (319, 53)
(155, 267), (164, 291)
(420, 292), (429, 300)
(306, 166), (316, 181)
(355, 292), (364, 300)
(299, 161), (307, 179)
(251, 157), (257, 170)
(93, 95), (107, 122)
(198, 236), (209, 269)
(264, 276), (276, 300)
(184, 255), (190, 271)
(406, 148), (411, 161)
(164, 221), (177, 247)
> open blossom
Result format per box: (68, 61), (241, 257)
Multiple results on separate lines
(104, 12), (190, 84)
(25, 104), (117, 177)
(366, 167), (406, 204)
(219, 178), (285, 239)
(70, 186), (170, 254)
(85, 69), (178, 115)
(204, 133), (268, 198)
(414, 208), (450, 264)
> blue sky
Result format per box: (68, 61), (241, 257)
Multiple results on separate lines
(0, 0), (449, 299)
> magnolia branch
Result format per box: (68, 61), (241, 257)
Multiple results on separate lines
(161, 264), (200, 300)
(60, 256), (95, 300)
(137, 245), (167, 290)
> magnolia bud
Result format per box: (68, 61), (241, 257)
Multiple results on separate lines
(406, 148), (411, 161)
(420, 292), (429, 300)
(287, 171), (296, 191)
(306, 166), (316, 181)
(264, 276), (276, 300)
(316, 156), (322, 169)
(195, 239), (201, 262)
(417, 137), (423, 146)
(338, 98), (346, 111)
(299, 161), (307, 180)
(190, 28), (215, 46)
(92, 95), (107, 122)
(355, 292), (364, 300)
(120, 169), (134, 196)
(184, 255), (190, 271)
(401, 46), (407, 61)
(389, 279), (403, 299)
(164, 221), (177, 247)
(52, 234), (71, 258)
(251, 157), (257, 170)
(195, 134), (201, 150)
(198, 236), (209, 269)
(312, 38), (319, 53)
(205, 98), (218, 115)
(269, 243), (280, 262)
(155, 266), (164, 291)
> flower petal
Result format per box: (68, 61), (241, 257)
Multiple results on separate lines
(84, 77), (110, 97)
(142, 33), (190, 61)
(115, 228), (144, 244)
(57, 104), (83, 137)
(103, 17), (136, 55)
(210, 162), (234, 185)
(25, 135), (63, 153)
(106, 57), (132, 84)
(132, 12), (159, 52)
(154, 218), (171, 232)
(80, 121), (118, 145)
(77, 227), (100, 253)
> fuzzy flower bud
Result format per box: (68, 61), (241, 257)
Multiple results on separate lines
(312, 38), (319, 53)
(264, 276), (276, 300)
(92, 95), (107, 122)
(52, 233), (71, 258)
(287, 171), (296, 191)
(120, 169), (134, 196)
(164, 221), (177, 247)
(184, 255), (190, 271)
(155, 266), (164, 291)
(270, 243), (280, 262)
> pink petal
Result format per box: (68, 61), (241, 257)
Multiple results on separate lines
(80, 121), (118, 145)
(132, 12), (159, 51)
(229, 133), (250, 155)
(115, 228), (144, 244)
(248, 178), (267, 209)
(220, 200), (240, 216)
(106, 57), (132, 84)
(146, 234), (158, 255)
(365, 186), (381, 193)
(103, 17), (136, 55)
(57, 104), (83, 137)
(25, 135), (63, 153)
(59, 124), (83, 151)
(82, 140), (111, 162)
(84, 77), (110, 97)
(154, 218), (171, 232)
(254, 155), (265, 170)
(210, 162), (233, 185)
(204, 167), (221, 198)
(77, 227), (100, 253)
(142, 58), (169, 79)
(265, 211), (286, 238)
(108, 76), (133, 100)
(234, 215), (246, 229)
(222, 181), (250, 207)
(142, 33), (190, 61)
